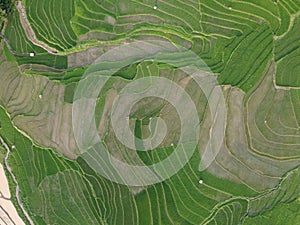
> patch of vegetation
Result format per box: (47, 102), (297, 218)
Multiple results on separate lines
(0, 0), (12, 32)
(244, 165), (300, 224)
(4, 11), (68, 69)
(218, 23), (273, 92)
(24, 0), (77, 51)
(0, 0), (12, 12)
(244, 200), (300, 225)
(291, 89), (300, 127)
(15, 54), (67, 69)
(4, 12), (45, 54)
(3, 43), (15, 62)
(0, 105), (136, 224)
(205, 198), (249, 225)
(0, 145), (5, 163)
(275, 17), (300, 87)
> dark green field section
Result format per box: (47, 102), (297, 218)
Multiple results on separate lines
(24, 66), (84, 84)
(15, 54), (67, 69)
(25, 0), (77, 51)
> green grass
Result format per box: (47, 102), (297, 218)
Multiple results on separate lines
(15, 54), (67, 69)
(0, 145), (5, 163)
(25, 66), (87, 84)
(3, 43), (15, 62)
(291, 89), (300, 127)
(64, 82), (77, 103)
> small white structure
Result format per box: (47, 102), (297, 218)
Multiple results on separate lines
(264, 120), (267, 124)
(153, 5), (158, 10)
(29, 52), (35, 57)
(171, 143), (174, 147)
(228, 7), (232, 10)
(38, 94), (42, 99)
(199, 179), (203, 184)
(11, 145), (16, 150)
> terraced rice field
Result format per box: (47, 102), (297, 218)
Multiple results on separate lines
(1, 0), (300, 224)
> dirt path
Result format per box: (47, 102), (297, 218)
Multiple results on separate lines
(15, 1), (59, 55)
(0, 136), (34, 225)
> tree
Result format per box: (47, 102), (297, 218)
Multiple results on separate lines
(0, 0), (12, 34)
(0, 0), (13, 13)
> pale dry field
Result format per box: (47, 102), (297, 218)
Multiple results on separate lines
(0, 164), (25, 225)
